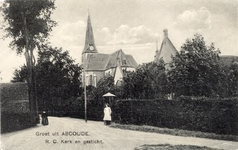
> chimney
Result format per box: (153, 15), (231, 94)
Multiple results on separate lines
(163, 29), (168, 37)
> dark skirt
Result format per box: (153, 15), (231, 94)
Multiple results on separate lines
(42, 117), (49, 125)
(104, 120), (111, 125)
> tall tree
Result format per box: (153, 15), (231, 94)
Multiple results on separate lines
(167, 34), (221, 97)
(11, 46), (82, 115)
(36, 46), (82, 115)
(2, 0), (56, 121)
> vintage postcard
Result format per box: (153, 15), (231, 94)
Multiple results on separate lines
(1, 0), (238, 150)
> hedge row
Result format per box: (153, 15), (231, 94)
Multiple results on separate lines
(0, 83), (30, 113)
(0, 83), (28, 102)
(112, 97), (238, 135)
(1, 112), (36, 133)
(67, 97), (104, 121)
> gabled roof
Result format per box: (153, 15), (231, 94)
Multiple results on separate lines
(220, 55), (238, 66)
(155, 29), (178, 64)
(106, 49), (138, 69)
(85, 49), (138, 71)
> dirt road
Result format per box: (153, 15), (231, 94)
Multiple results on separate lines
(1, 117), (238, 150)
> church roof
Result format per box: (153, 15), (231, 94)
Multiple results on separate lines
(155, 29), (178, 64)
(85, 50), (138, 71)
(85, 53), (109, 71)
(106, 50), (138, 69)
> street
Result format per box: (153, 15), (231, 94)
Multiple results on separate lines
(1, 117), (238, 150)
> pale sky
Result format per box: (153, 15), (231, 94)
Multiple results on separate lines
(0, 0), (238, 82)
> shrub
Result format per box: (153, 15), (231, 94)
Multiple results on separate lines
(113, 97), (238, 135)
(1, 112), (36, 133)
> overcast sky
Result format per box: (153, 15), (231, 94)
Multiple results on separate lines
(0, 0), (237, 82)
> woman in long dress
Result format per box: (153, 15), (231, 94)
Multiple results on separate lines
(41, 111), (49, 125)
(103, 103), (112, 125)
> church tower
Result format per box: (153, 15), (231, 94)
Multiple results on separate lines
(82, 11), (98, 64)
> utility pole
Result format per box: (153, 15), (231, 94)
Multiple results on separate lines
(83, 64), (87, 123)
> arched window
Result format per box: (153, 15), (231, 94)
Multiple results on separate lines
(89, 75), (93, 86)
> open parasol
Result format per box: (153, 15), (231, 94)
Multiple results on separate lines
(103, 92), (116, 97)
(102, 92), (116, 106)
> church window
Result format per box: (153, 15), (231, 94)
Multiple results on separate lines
(94, 74), (97, 87)
(123, 60), (127, 65)
(89, 75), (93, 86)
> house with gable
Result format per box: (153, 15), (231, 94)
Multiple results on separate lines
(82, 13), (138, 87)
(154, 29), (178, 66)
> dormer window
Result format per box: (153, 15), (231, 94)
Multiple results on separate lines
(123, 60), (127, 65)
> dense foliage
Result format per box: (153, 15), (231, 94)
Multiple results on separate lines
(122, 60), (168, 99)
(167, 34), (221, 97)
(87, 76), (115, 101)
(2, 0), (56, 53)
(12, 47), (82, 115)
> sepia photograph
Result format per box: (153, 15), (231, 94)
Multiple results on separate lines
(0, 0), (238, 149)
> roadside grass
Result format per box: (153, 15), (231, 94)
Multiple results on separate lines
(110, 124), (238, 142)
(134, 144), (223, 150)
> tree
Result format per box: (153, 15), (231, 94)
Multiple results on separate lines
(167, 34), (221, 97)
(36, 46), (82, 115)
(123, 60), (168, 99)
(11, 65), (27, 82)
(11, 46), (82, 116)
(86, 76), (115, 102)
(2, 0), (56, 120)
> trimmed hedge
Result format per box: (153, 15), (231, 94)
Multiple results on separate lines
(1, 83), (37, 133)
(1, 112), (36, 133)
(0, 83), (28, 101)
(0, 83), (29, 113)
(67, 97), (104, 121)
(113, 97), (238, 135)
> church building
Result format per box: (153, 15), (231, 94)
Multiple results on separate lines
(81, 13), (138, 87)
(154, 29), (178, 65)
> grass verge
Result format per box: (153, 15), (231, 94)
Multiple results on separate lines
(110, 124), (238, 142)
(134, 144), (223, 150)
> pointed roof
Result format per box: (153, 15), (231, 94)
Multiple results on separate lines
(106, 50), (138, 69)
(113, 60), (124, 84)
(82, 11), (98, 54)
(155, 29), (178, 64)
